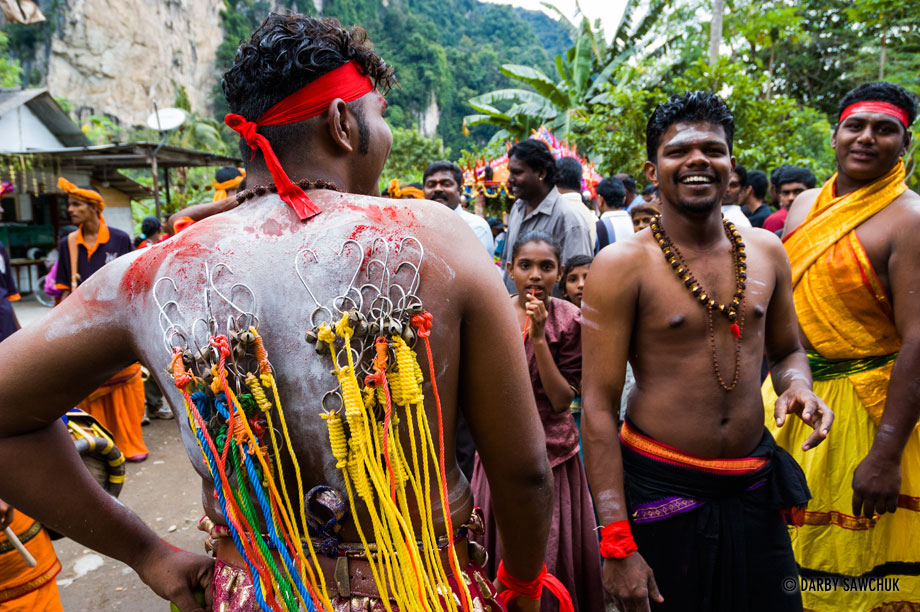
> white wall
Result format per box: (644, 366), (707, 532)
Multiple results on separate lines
(102, 207), (134, 238)
(0, 106), (64, 151)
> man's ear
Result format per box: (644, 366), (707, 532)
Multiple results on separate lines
(326, 98), (355, 153)
(643, 160), (658, 187)
(831, 124), (838, 150)
(902, 130), (912, 157)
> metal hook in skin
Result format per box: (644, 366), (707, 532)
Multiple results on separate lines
(396, 236), (424, 295)
(208, 263), (258, 324)
(334, 239), (366, 313)
(366, 238), (391, 294)
(154, 276), (186, 342)
(294, 248), (326, 309)
(226, 314), (244, 396)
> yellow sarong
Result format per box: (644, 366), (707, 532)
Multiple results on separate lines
(763, 160), (920, 611)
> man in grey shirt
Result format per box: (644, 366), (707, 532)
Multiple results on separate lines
(500, 139), (593, 293)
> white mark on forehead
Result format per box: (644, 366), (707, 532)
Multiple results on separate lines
(664, 124), (726, 149)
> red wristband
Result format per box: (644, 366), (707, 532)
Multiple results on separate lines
(496, 561), (574, 612)
(599, 520), (638, 559)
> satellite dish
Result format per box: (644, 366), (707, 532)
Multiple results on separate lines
(146, 107), (187, 132)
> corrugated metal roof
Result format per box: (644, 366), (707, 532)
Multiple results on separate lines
(16, 142), (241, 169)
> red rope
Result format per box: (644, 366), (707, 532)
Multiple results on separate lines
(522, 288), (535, 342)
(496, 561), (574, 612)
(365, 337), (397, 502)
(410, 311), (469, 612)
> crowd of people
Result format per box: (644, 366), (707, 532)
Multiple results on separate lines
(0, 11), (917, 612)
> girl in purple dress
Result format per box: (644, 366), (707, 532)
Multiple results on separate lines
(471, 231), (604, 612)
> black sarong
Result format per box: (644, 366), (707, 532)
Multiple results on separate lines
(620, 418), (810, 612)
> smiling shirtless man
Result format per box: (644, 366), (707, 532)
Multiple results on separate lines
(0, 14), (553, 612)
(581, 91), (833, 612)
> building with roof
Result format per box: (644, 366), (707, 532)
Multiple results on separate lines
(0, 87), (239, 263)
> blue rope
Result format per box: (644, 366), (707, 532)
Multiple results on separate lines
(189, 393), (274, 612)
(214, 395), (306, 611)
(240, 439), (316, 610)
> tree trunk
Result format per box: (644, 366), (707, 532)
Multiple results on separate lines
(879, 29), (887, 80)
(709, 0), (724, 66)
(766, 42), (775, 98)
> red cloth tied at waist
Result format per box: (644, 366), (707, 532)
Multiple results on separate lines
(496, 561), (574, 612)
(224, 60), (375, 220)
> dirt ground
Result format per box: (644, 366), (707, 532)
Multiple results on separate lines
(53, 417), (204, 611)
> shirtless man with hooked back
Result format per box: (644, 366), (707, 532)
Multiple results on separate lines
(0, 14), (553, 612)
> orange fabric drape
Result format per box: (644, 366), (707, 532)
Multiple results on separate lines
(0, 511), (61, 610)
(784, 161), (905, 424)
(77, 364), (148, 460)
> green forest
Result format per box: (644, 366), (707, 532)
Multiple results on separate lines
(3, 0), (919, 209)
(214, 0), (573, 158)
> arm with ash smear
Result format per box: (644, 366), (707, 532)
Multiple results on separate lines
(0, 258), (213, 612)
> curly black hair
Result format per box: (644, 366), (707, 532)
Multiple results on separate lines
(221, 13), (396, 159)
(646, 92), (735, 163)
(837, 82), (918, 129)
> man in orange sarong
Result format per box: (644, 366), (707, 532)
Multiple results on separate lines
(54, 178), (148, 461)
(0, 499), (62, 612)
(762, 82), (920, 611)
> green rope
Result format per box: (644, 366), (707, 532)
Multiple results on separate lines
(220, 428), (300, 612)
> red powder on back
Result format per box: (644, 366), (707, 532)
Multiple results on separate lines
(119, 234), (207, 299)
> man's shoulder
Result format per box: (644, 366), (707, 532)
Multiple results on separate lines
(883, 187), (920, 235)
(739, 224), (785, 256)
(594, 227), (650, 264)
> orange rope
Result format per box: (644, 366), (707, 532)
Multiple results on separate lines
(410, 312), (470, 612)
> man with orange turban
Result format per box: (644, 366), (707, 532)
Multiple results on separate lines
(53, 178), (148, 461)
(212, 166), (245, 201)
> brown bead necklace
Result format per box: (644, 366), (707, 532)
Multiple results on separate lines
(650, 215), (747, 391)
(234, 178), (341, 204)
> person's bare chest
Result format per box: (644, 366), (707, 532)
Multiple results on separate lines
(850, 211), (895, 296)
(636, 242), (774, 348)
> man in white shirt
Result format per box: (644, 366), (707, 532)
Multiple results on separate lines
(422, 161), (494, 255)
(594, 176), (634, 253)
(556, 156), (598, 245)
(720, 166), (753, 228)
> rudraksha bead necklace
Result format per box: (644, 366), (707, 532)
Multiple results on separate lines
(650, 214), (747, 391)
(234, 178), (341, 204)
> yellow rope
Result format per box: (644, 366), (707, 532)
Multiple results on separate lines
(313, 312), (468, 610)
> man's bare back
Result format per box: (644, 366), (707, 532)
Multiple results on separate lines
(68, 192), (524, 537)
(0, 191), (553, 610)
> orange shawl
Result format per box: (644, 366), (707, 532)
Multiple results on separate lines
(783, 161), (906, 424)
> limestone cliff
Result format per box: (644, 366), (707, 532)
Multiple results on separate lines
(46, 0), (223, 125)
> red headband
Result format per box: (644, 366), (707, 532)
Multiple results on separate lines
(225, 61), (376, 219)
(839, 101), (909, 129)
